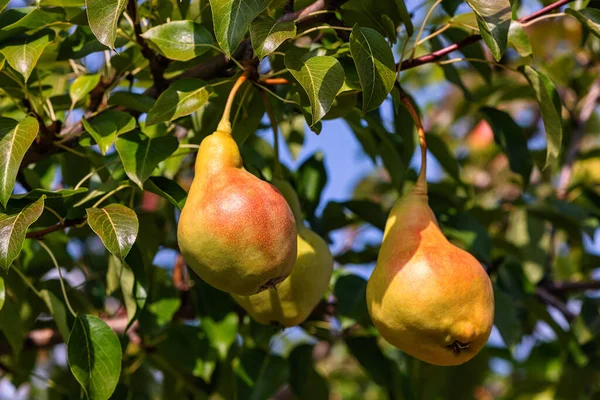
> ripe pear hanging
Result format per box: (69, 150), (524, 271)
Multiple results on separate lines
(233, 178), (333, 327)
(366, 94), (494, 366)
(177, 74), (297, 295)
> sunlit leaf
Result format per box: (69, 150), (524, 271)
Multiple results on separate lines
(141, 21), (214, 61)
(0, 116), (39, 207)
(146, 79), (211, 125)
(0, 196), (45, 272)
(465, 0), (511, 60)
(285, 49), (345, 126)
(349, 25), (396, 113)
(85, 0), (127, 49)
(86, 204), (139, 260)
(70, 74), (101, 105)
(0, 29), (55, 81)
(209, 0), (272, 56)
(250, 14), (296, 59)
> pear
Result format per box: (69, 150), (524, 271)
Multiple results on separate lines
(177, 76), (297, 295)
(366, 101), (494, 366)
(233, 179), (333, 327)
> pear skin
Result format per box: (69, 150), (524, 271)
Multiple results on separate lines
(177, 131), (297, 295)
(233, 179), (333, 327)
(366, 175), (494, 366)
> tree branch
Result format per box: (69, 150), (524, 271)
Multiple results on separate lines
(25, 218), (84, 239)
(544, 280), (600, 293)
(399, 0), (576, 72)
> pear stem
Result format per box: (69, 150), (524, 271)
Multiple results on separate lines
(262, 89), (283, 179)
(399, 86), (427, 195)
(217, 70), (251, 134)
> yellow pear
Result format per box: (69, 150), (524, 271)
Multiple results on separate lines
(367, 101), (494, 366)
(177, 75), (297, 295)
(233, 179), (333, 327)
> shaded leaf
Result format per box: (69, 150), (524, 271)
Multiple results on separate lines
(566, 8), (600, 38)
(349, 25), (396, 113)
(12, 188), (88, 200)
(425, 133), (461, 182)
(0, 196), (45, 272)
(0, 116), (39, 207)
(115, 131), (179, 188)
(520, 65), (563, 168)
(0, 8), (65, 43)
(443, 27), (492, 82)
(250, 14), (296, 59)
(289, 344), (329, 400)
(146, 79), (211, 126)
(395, 0), (413, 36)
(40, 289), (70, 341)
(68, 315), (122, 400)
(0, 297), (24, 356)
(83, 110), (136, 155)
(202, 312), (238, 359)
(0, 29), (55, 81)
(141, 21), (214, 61)
(144, 176), (187, 210)
(285, 49), (345, 126)
(86, 204), (139, 260)
(209, 0), (271, 56)
(465, 0), (511, 60)
(107, 92), (154, 113)
(480, 107), (533, 185)
(85, 0), (127, 49)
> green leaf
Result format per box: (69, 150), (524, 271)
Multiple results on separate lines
(237, 349), (289, 400)
(566, 8), (600, 38)
(0, 0), (8, 13)
(83, 110), (136, 155)
(0, 7), (65, 43)
(86, 204), (139, 260)
(202, 312), (238, 359)
(520, 65), (563, 169)
(508, 21), (532, 57)
(443, 27), (492, 82)
(465, 0), (511, 61)
(12, 188), (88, 200)
(70, 74), (101, 105)
(143, 176), (187, 210)
(425, 133), (461, 182)
(0, 29), (55, 81)
(285, 49), (345, 126)
(395, 0), (413, 36)
(289, 345), (329, 400)
(146, 79), (211, 126)
(480, 107), (533, 185)
(249, 14), (296, 59)
(115, 131), (179, 188)
(68, 315), (122, 400)
(0, 116), (39, 207)
(209, 0), (272, 56)
(0, 297), (24, 356)
(0, 277), (4, 312)
(493, 284), (521, 349)
(349, 25), (396, 113)
(334, 274), (370, 326)
(120, 259), (147, 325)
(141, 21), (214, 61)
(107, 92), (155, 113)
(40, 289), (70, 342)
(0, 196), (45, 272)
(85, 0), (127, 49)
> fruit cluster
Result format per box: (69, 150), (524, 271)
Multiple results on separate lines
(177, 73), (495, 366)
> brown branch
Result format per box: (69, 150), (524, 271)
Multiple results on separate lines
(518, 0), (572, 24)
(544, 280), (600, 293)
(127, 0), (169, 94)
(25, 218), (84, 239)
(535, 287), (576, 322)
(399, 0), (576, 72)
